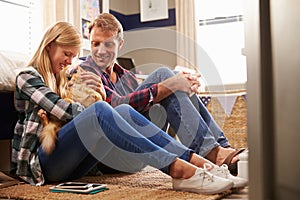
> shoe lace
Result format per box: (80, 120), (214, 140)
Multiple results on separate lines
(217, 164), (230, 178)
(199, 163), (214, 183)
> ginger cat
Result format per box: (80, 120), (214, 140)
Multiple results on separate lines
(38, 66), (103, 154)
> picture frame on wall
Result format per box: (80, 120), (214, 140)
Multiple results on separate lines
(140, 0), (169, 22)
(81, 0), (102, 50)
(81, 18), (90, 39)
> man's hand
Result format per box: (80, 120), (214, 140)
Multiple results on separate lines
(155, 71), (201, 102)
(80, 71), (107, 100)
(186, 73), (202, 95)
(161, 71), (201, 94)
(174, 66), (202, 94)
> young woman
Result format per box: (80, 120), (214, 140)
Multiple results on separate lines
(11, 21), (246, 194)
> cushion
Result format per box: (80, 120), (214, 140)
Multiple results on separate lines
(0, 51), (30, 91)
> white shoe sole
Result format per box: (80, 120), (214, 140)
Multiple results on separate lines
(173, 182), (233, 194)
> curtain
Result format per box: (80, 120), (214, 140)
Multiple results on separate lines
(42, 0), (80, 30)
(175, 0), (197, 69)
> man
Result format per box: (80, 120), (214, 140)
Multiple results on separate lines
(80, 13), (246, 175)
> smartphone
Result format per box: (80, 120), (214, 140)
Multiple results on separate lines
(56, 182), (93, 189)
(50, 182), (107, 194)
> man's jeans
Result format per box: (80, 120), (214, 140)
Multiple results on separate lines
(136, 67), (230, 157)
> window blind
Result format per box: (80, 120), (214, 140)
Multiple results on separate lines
(0, 0), (42, 55)
(195, 0), (247, 85)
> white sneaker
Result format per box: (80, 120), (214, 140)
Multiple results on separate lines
(210, 164), (248, 188)
(172, 166), (233, 194)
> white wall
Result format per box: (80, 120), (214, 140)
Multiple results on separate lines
(110, 0), (177, 74)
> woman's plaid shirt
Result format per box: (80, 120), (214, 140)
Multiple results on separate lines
(11, 67), (84, 185)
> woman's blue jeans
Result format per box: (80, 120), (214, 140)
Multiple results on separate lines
(38, 101), (191, 183)
(136, 67), (230, 157)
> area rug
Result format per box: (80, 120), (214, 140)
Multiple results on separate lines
(0, 167), (234, 200)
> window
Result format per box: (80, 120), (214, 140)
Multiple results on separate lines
(195, 0), (246, 86)
(0, 0), (42, 55)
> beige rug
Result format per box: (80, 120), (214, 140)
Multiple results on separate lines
(207, 95), (248, 149)
(0, 93), (247, 200)
(0, 168), (235, 200)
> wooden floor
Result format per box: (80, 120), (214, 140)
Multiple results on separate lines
(222, 187), (249, 200)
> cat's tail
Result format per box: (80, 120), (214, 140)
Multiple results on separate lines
(39, 122), (60, 154)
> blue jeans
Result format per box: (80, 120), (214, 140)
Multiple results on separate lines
(38, 101), (191, 183)
(136, 67), (230, 157)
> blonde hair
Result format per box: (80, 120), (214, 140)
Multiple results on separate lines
(88, 13), (123, 40)
(28, 21), (82, 93)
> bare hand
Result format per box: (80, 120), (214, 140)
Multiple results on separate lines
(160, 72), (201, 95)
(186, 73), (201, 94)
(80, 71), (107, 100)
(37, 109), (49, 126)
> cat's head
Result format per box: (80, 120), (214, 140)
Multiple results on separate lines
(58, 66), (102, 107)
